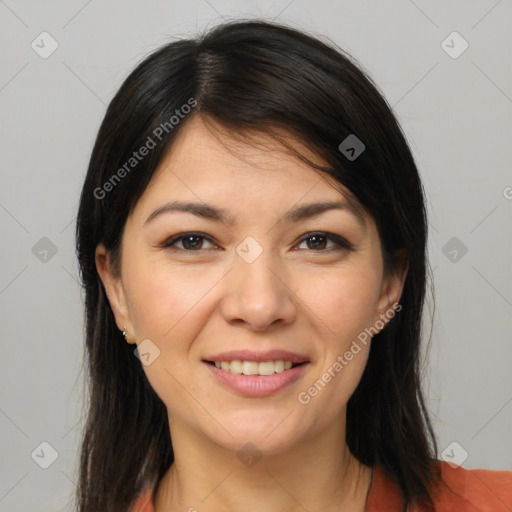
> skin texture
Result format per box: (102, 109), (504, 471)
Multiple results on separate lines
(96, 115), (408, 512)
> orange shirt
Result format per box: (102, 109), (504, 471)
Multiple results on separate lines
(131, 461), (512, 512)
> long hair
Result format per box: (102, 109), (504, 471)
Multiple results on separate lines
(75, 19), (439, 511)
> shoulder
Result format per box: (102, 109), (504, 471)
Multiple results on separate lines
(133, 463), (512, 512)
(130, 489), (154, 512)
(367, 460), (512, 512)
(432, 460), (512, 511)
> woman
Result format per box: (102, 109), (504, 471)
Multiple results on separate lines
(75, 19), (512, 512)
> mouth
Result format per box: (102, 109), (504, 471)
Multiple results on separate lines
(202, 358), (310, 397)
(203, 359), (307, 376)
(201, 350), (310, 396)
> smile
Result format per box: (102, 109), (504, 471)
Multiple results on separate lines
(203, 360), (310, 397)
(208, 360), (298, 376)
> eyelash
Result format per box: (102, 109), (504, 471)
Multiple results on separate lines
(158, 231), (354, 253)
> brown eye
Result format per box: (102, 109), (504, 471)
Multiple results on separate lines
(160, 232), (217, 252)
(301, 234), (329, 250)
(295, 232), (353, 252)
(179, 235), (205, 250)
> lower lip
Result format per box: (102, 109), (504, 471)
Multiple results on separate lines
(203, 361), (309, 397)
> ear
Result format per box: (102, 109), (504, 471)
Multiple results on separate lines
(95, 243), (133, 337)
(372, 252), (409, 331)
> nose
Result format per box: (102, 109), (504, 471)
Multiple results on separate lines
(219, 246), (297, 332)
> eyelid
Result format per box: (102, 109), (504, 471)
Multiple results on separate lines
(158, 231), (218, 251)
(158, 231), (355, 253)
(295, 231), (354, 251)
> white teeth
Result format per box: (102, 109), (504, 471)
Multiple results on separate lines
(242, 360), (259, 375)
(230, 360), (243, 374)
(212, 360), (298, 375)
(274, 360), (285, 373)
(257, 361), (275, 376)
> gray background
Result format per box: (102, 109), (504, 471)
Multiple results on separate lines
(1, 0), (511, 510)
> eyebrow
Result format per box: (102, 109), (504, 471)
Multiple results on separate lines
(144, 199), (366, 230)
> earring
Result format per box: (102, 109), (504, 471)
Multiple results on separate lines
(122, 327), (133, 344)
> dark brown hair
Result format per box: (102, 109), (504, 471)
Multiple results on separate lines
(75, 19), (439, 511)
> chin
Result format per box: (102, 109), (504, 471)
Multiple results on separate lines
(205, 414), (303, 455)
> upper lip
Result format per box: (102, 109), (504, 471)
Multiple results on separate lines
(203, 350), (310, 364)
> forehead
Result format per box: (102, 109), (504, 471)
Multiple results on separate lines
(132, 115), (369, 229)
(149, 116), (354, 193)
(153, 115), (327, 181)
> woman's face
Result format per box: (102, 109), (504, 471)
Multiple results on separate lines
(96, 115), (406, 455)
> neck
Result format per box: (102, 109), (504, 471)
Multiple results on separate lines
(153, 413), (373, 512)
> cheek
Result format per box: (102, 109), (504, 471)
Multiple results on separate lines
(297, 263), (381, 342)
(123, 253), (220, 342)
(122, 260), (224, 406)
(295, 268), (378, 422)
